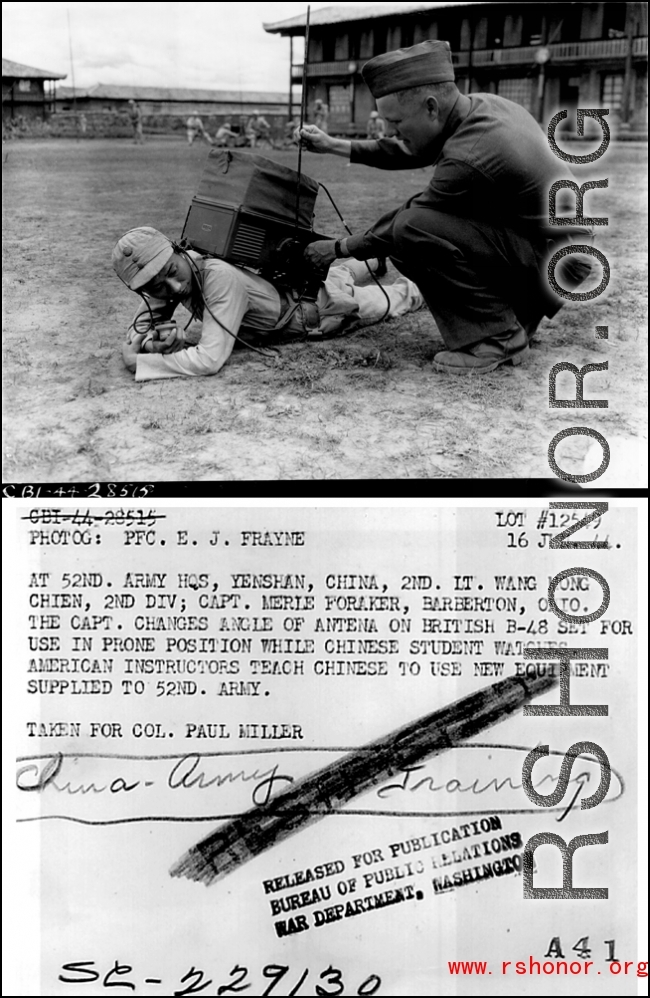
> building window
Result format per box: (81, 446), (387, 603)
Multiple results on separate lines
(322, 30), (336, 62)
(438, 14), (460, 51)
(560, 76), (580, 108)
(18, 79), (32, 92)
(401, 21), (414, 48)
(557, 5), (582, 42)
(328, 84), (351, 120)
(487, 13), (505, 48)
(373, 24), (387, 55)
(523, 11), (544, 46)
(414, 19), (437, 44)
(359, 29), (373, 59)
(498, 77), (532, 112)
(602, 3), (627, 39)
(601, 74), (624, 109)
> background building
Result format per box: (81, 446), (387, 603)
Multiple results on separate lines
(48, 84), (289, 139)
(2, 57), (66, 121)
(54, 84), (288, 118)
(44, 84), (289, 139)
(265, 1), (648, 134)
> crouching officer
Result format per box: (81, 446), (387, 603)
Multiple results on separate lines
(301, 40), (594, 374)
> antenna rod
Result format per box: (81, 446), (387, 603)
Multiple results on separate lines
(294, 4), (311, 230)
(67, 8), (77, 106)
(67, 7), (78, 136)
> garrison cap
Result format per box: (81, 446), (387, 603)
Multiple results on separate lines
(362, 39), (455, 98)
(112, 226), (174, 291)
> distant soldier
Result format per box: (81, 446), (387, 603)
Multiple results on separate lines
(244, 114), (256, 146)
(313, 98), (329, 133)
(186, 111), (211, 145)
(366, 109), (385, 139)
(79, 112), (88, 136)
(214, 118), (237, 147)
(246, 110), (272, 149)
(127, 100), (144, 144)
(283, 118), (299, 148)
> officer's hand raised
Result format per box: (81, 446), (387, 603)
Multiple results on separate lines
(296, 125), (333, 153)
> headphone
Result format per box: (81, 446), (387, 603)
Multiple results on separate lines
(127, 243), (278, 358)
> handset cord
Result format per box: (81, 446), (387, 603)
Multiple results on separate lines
(317, 180), (392, 322)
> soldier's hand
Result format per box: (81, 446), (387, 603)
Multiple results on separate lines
(122, 332), (147, 373)
(296, 124), (333, 153)
(146, 323), (184, 353)
(304, 240), (337, 268)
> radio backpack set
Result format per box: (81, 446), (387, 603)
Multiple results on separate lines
(181, 149), (331, 302)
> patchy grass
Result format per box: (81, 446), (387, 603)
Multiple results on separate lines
(2, 137), (647, 482)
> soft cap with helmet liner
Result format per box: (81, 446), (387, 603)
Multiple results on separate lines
(112, 226), (174, 291)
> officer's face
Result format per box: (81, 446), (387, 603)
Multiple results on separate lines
(141, 253), (193, 299)
(377, 92), (442, 155)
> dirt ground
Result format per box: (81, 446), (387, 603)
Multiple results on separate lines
(2, 137), (647, 483)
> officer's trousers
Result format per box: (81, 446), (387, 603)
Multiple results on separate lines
(365, 205), (592, 350)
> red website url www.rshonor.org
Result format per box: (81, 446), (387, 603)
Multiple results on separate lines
(448, 959), (648, 977)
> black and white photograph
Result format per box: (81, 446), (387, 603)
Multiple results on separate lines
(2, 2), (647, 485)
(3, 499), (647, 994)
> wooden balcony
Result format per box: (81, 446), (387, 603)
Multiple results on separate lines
(292, 61), (360, 79)
(297, 36), (647, 79)
(473, 36), (647, 66)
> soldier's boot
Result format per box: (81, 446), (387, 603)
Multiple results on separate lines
(433, 324), (529, 375)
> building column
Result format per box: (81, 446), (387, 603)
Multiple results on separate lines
(535, 15), (548, 123)
(620, 4), (638, 124)
(634, 66), (647, 129)
(585, 67), (600, 105)
(288, 35), (293, 121)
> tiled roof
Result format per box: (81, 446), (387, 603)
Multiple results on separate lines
(54, 83), (287, 102)
(2, 57), (66, 80)
(264, 3), (480, 33)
